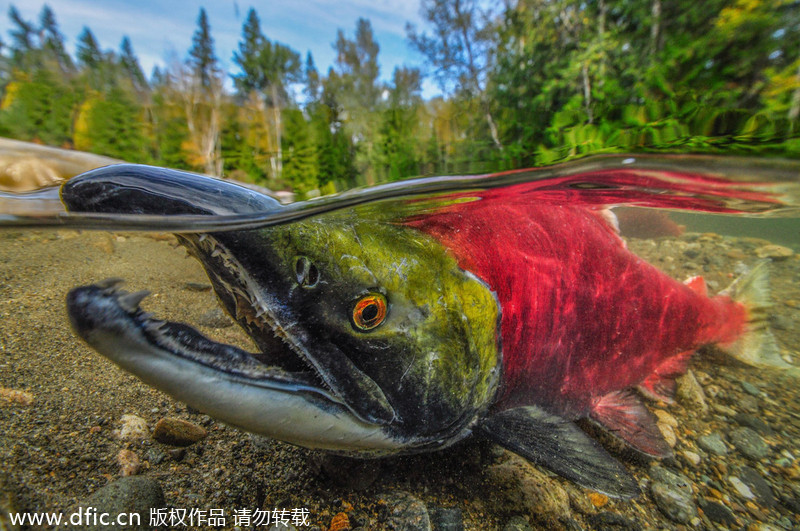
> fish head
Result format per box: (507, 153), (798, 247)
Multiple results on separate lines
(61, 165), (501, 453)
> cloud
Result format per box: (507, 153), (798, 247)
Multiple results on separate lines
(0, 0), (434, 92)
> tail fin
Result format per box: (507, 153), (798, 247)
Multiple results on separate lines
(719, 260), (789, 369)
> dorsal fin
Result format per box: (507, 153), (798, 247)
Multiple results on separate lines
(590, 389), (672, 458)
(479, 405), (640, 499)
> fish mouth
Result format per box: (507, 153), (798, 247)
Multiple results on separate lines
(60, 164), (396, 439)
(66, 279), (400, 451)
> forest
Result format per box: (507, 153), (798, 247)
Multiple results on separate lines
(0, 0), (798, 197)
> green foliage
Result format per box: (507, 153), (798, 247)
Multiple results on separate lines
(282, 108), (319, 198)
(74, 87), (148, 160)
(0, 1), (797, 198)
(0, 68), (77, 146)
(188, 8), (220, 90)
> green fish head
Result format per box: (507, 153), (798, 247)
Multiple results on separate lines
(61, 165), (501, 452)
(182, 211), (502, 447)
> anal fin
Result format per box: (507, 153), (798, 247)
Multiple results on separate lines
(479, 405), (640, 499)
(683, 275), (707, 297)
(591, 389), (672, 458)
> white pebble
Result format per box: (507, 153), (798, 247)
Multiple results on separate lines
(728, 476), (754, 499)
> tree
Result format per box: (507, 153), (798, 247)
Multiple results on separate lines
(329, 18), (383, 183)
(120, 37), (147, 93)
(304, 51), (320, 103)
(188, 8), (219, 90)
(74, 86), (147, 160)
(7, 6), (37, 69)
(39, 5), (73, 73)
(282, 108), (319, 197)
(376, 67), (423, 181)
(182, 8), (223, 175)
(232, 8), (301, 180)
(407, 0), (503, 150)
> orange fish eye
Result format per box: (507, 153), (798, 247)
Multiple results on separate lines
(351, 293), (387, 331)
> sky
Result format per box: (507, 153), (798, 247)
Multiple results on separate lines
(0, 0), (442, 97)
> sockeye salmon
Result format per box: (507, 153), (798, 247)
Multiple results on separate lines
(61, 164), (788, 498)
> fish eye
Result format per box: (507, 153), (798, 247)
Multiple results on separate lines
(351, 293), (387, 332)
(294, 256), (319, 289)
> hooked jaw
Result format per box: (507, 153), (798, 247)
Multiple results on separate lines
(66, 280), (401, 452)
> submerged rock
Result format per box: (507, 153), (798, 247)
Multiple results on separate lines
(502, 516), (532, 531)
(698, 499), (738, 526)
(152, 417), (207, 447)
(486, 457), (571, 520)
(755, 244), (794, 260)
(729, 427), (768, 461)
(114, 414), (149, 441)
(64, 476), (165, 531)
(650, 482), (698, 524)
(729, 476), (754, 499)
(676, 371), (708, 415)
(381, 491), (431, 531)
(428, 506), (464, 531)
(738, 466), (775, 508)
(697, 433), (728, 456)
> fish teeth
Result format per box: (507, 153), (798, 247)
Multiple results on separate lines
(118, 290), (151, 312)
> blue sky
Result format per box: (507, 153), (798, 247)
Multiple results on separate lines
(1, 0), (441, 97)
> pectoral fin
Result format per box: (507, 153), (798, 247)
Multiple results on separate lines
(479, 406), (640, 499)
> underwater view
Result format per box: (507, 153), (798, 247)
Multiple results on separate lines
(1, 0), (800, 529)
(0, 150), (798, 531)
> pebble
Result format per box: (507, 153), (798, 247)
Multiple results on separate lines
(733, 413), (774, 435)
(487, 458), (571, 519)
(502, 516), (532, 531)
(64, 476), (165, 531)
(587, 511), (638, 530)
(697, 433), (728, 456)
(729, 476), (755, 499)
(740, 381), (761, 396)
(183, 282), (211, 292)
(328, 512), (350, 531)
(755, 244), (794, 260)
(144, 448), (166, 466)
(428, 506), (463, 531)
(113, 414), (149, 441)
(653, 409), (678, 427)
(381, 491), (431, 531)
(738, 466), (775, 508)
(680, 450), (701, 467)
(729, 427), (769, 460)
(676, 371), (708, 415)
(152, 417), (207, 446)
(657, 422), (677, 447)
(116, 449), (141, 476)
(0, 386), (34, 406)
(650, 467), (693, 498)
(587, 492), (608, 508)
(739, 394), (760, 413)
(698, 499), (738, 526)
(197, 307), (233, 328)
(651, 481), (698, 523)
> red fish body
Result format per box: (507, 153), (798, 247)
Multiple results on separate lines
(409, 200), (751, 449)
